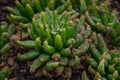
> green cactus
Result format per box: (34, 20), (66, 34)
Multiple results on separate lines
(7, 0), (100, 24)
(7, 0), (72, 24)
(81, 70), (89, 80)
(84, 0), (120, 47)
(0, 66), (9, 80)
(4, 0), (120, 79)
(0, 22), (14, 80)
(16, 11), (91, 78)
(0, 22), (15, 55)
(87, 32), (120, 80)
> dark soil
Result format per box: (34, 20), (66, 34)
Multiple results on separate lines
(0, 0), (120, 22)
(110, 0), (120, 21)
(0, 0), (15, 22)
(0, 0), (120, 80)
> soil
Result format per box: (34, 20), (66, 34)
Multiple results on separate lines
(110, 0), (120, 21)
(0, 0), (120, 80)
(0, 0), (15, 22)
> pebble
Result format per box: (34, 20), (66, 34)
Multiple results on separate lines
(9, 77), (17, 80)
(0, 61), (6, 67)
(7, 57), (14, 66)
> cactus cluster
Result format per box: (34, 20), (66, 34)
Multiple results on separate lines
(87, 32), (120, 80)
(7, 0), (71, 24)
(85, 0), (120, 46)
(16, 11), (91, 77)
(0, 22), (14, 79)
(7, 0), (100, 24)
(0, 0), (120, 79)
(8, 0), (120, 47)
(0, 22), (15, 55)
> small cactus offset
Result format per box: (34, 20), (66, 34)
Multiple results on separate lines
(0, 22), (15, 55)
(0, 66), (9, 80)
(87, 32), (120, 80)
(0, 22), (13, 80)
(84, 0), (120, 46)
(7, 0), (71, 24)
(7, 0), (99, 24)
(81, 70), (90, 80)
(16, 11), (91, 78)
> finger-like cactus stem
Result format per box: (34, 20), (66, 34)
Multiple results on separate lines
(30, 54), (50, 73)
(45, 61), (59, 71)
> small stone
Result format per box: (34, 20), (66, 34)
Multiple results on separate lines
(20, 69), (27, 73)
(9, 77), (17, 80)
(10, 34), (20, 41)
(0, 61), (6, 67)
(7, 57), (14, 66)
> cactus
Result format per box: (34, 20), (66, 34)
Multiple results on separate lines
(4, 0), (120, 79)
(81, 70), (89, 80)
(7, 0), (72, 24)
(0, 66), (9, 80)
(84, 0), (120, 47)
(0, 22), (15, 55)
(87, 32), (120, 80)
(0, 22), (14, 80)
(7, 0), (100, 24)
(16, 11), (91, 78)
